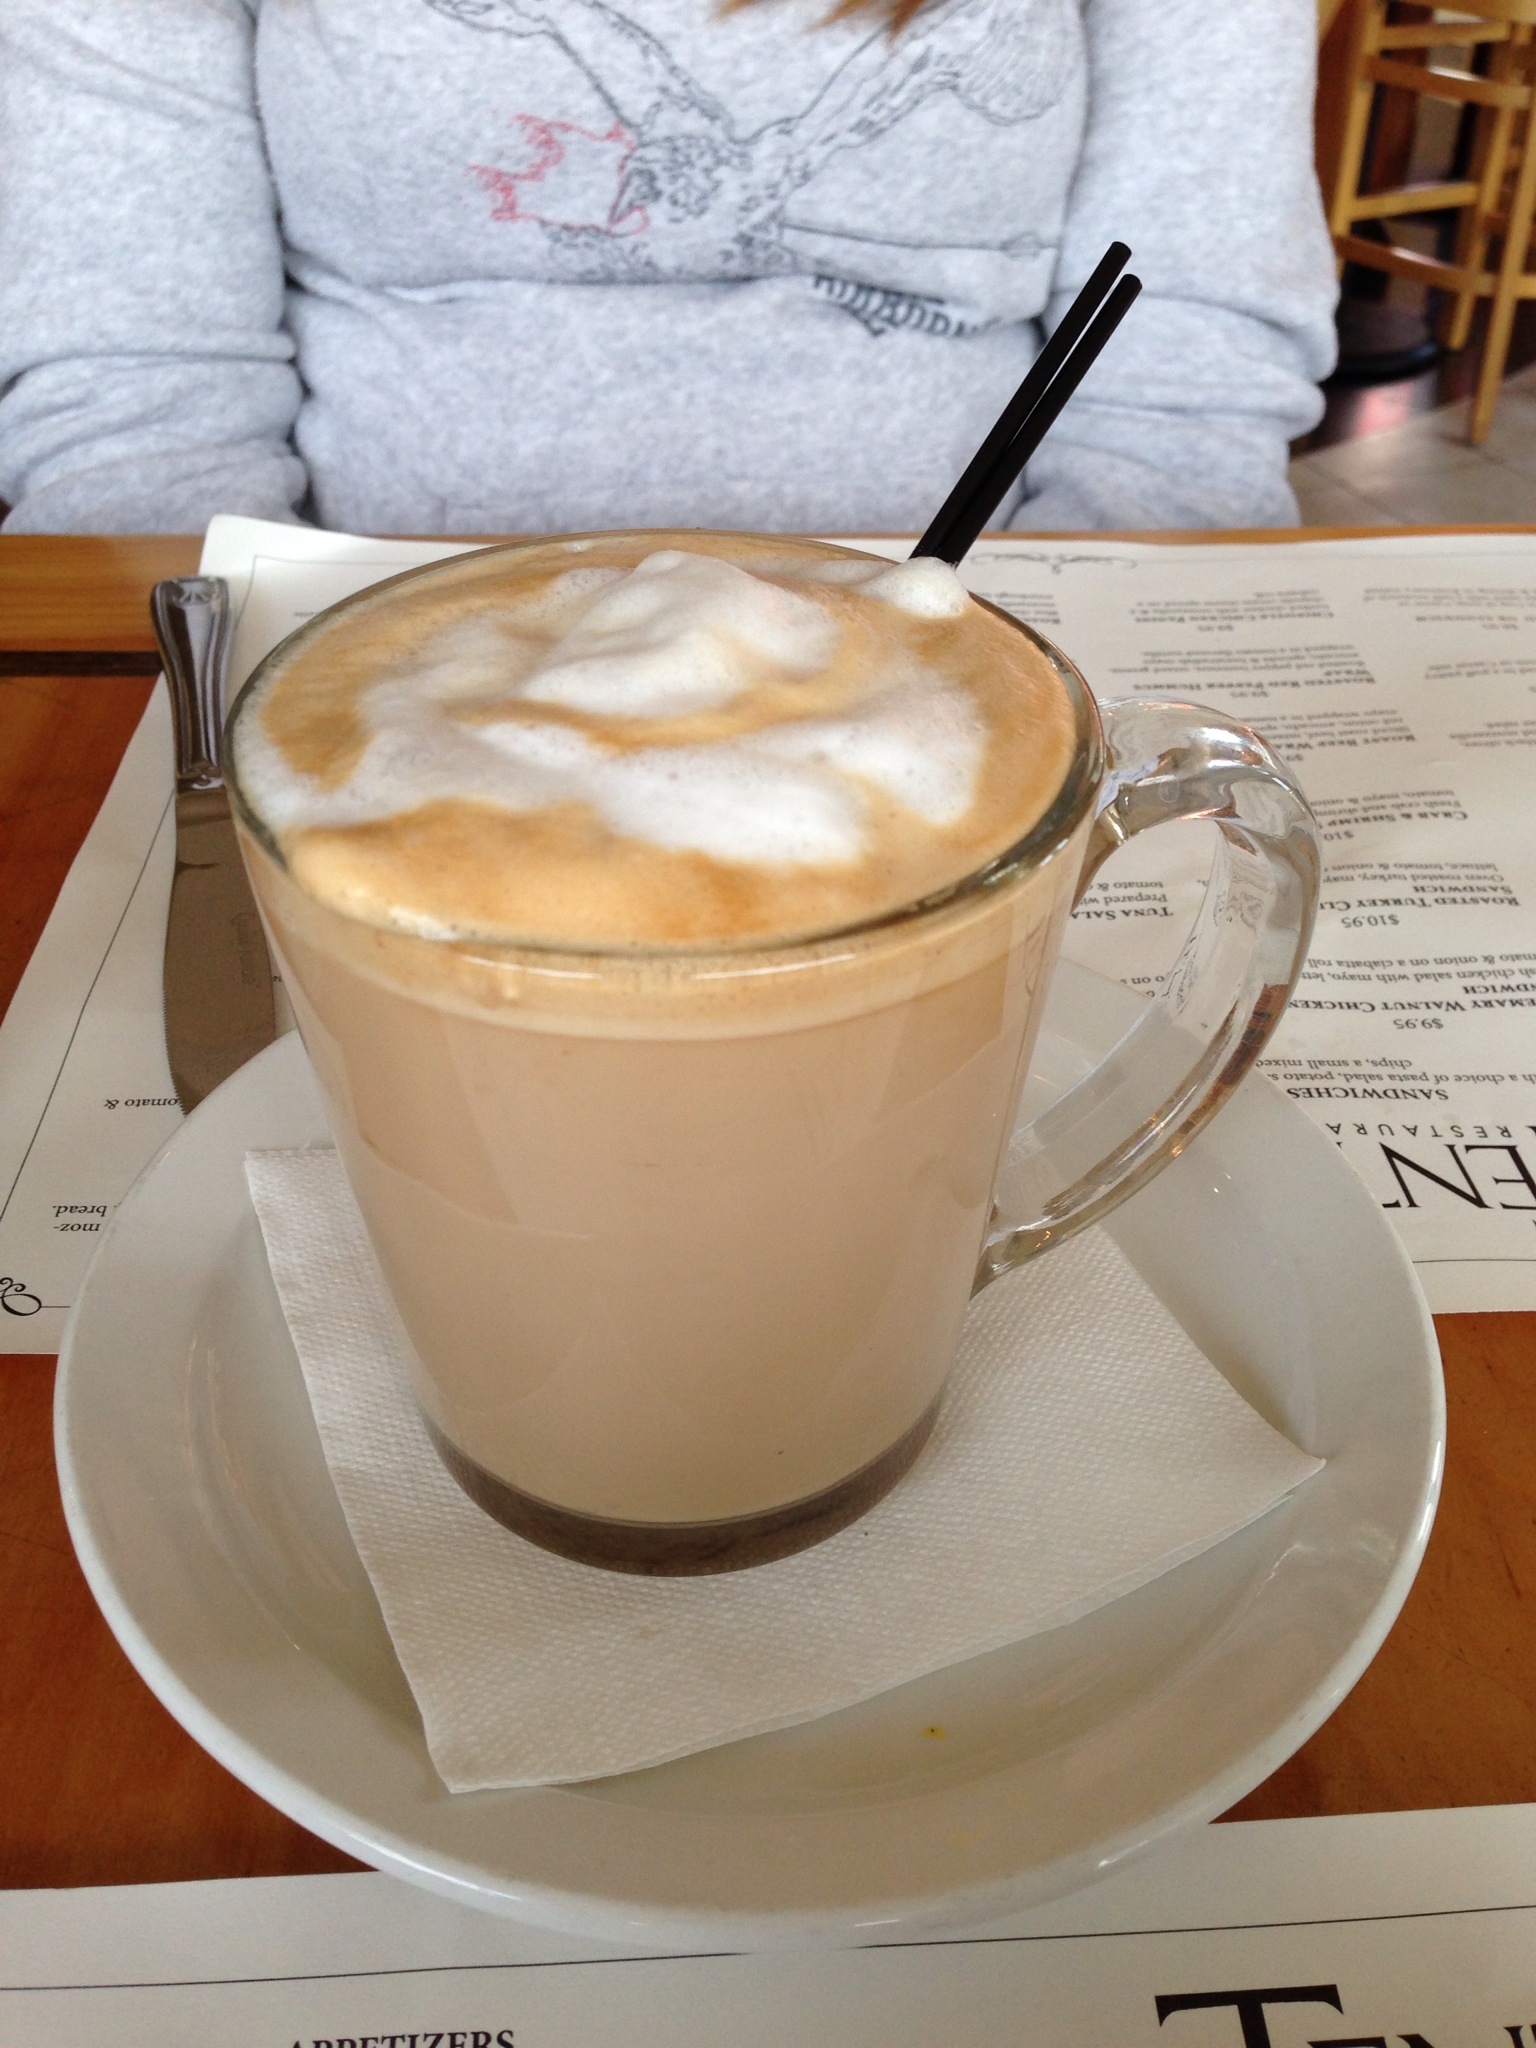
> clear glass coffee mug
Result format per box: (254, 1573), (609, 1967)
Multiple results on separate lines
(226, 538), (1320, 1577)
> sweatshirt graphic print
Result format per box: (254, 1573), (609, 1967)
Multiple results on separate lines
(438, 0), (1074, 331)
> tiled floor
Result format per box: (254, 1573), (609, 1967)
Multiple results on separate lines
(1288, 361), (1536, 527)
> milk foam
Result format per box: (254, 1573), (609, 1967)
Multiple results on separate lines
(525, 551), (838, 715)
(240, 551), (982, 868)
(235, 535), (1078, 948)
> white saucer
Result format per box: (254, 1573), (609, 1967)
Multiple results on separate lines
(55, 963), (1443, 1947)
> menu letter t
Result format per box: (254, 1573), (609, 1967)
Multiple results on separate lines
(1157, 1987), (1346, 2048)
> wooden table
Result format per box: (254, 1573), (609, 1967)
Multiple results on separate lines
(2, 531), (1533, 1893)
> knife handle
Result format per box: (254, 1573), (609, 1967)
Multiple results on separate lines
(152, 577), (232, 793)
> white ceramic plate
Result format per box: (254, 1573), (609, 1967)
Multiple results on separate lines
(55, 963), (1443, 1948)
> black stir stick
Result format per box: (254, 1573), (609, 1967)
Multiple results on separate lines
(912, 247), (1142, 567)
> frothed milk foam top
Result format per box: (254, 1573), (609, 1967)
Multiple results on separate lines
(237, 534), (1078, 955)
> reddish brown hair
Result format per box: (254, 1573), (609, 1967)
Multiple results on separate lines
(724, 0), (933, 28)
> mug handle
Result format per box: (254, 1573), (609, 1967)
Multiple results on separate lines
(977, 697), (1322, 1287)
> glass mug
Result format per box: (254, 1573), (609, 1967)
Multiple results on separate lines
(226, 535), (1320, 1575)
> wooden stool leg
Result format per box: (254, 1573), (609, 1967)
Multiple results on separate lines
(1329, 0), (1387, 260)
(1470, 101), (1536, 443)
(1445, 97), (1512, 351)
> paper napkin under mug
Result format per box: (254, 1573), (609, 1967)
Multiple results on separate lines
(246, 1148), (1321, 1793)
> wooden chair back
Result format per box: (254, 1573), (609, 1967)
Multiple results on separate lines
(1326, 0), (1536, 441)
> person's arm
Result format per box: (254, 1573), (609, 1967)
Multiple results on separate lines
(0, 0), (306, 533)
(1012, 0), (1336, 532)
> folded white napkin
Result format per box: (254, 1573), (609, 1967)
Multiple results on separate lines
(246, 1149), (1321, 1792)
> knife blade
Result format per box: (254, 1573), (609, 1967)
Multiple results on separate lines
(152, 576), (278, 1113)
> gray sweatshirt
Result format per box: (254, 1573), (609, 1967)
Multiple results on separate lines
(0, 0), (1334, 537)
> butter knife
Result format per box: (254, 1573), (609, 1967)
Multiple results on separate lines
(152, 576), (278, 1112)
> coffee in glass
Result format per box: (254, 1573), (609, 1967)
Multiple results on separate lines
(227, 533), (1318, 1572)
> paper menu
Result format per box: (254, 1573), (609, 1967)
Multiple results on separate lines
(0, 691), (180, 1349)
(2, 516), (1536, 1349)
(5, 1803), (1536, 2044)
(0, 526), (475, 1353)
(970, 533), (1536, 1313)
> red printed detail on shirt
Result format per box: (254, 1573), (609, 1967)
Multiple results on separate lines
(470, 114), (645, 235)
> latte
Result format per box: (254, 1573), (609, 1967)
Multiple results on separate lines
(230, 534), (1092, 1569)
